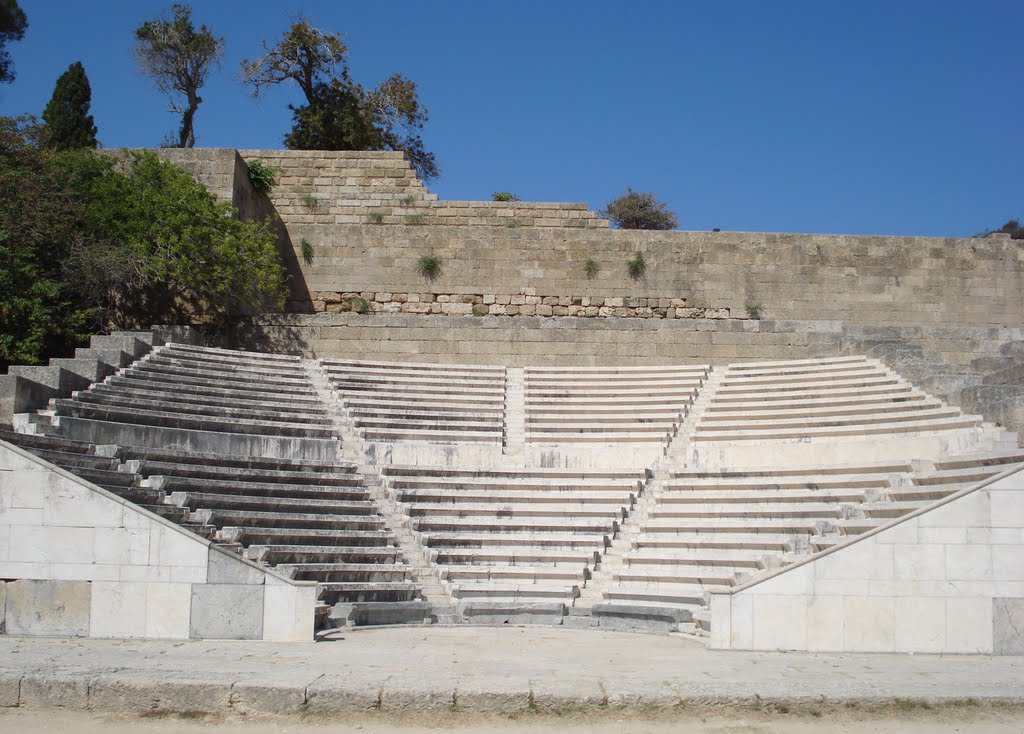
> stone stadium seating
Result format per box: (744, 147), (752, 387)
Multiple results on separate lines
(2, 339), (1021, 645)
(321, 358), (506, 444)
(524, 365), (709, 444)
(694, 356), (983, 442)
(382, 465), (645, 615)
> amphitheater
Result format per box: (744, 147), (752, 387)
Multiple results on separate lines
(0, 148), (1022, 658)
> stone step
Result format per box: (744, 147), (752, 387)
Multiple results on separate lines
(860, 500), (932, 519)
(21, 447), (118, 471)
(702, 397), (942, 421)
(393, 489), (636, 504)
(933, 450), (1024, 470)
(332, 381), (503, 399)
(116, 369), (317, 398)
(641, 518), (828, 534)
(328, 373), (504, 390)
(658, 488), (871, 505)
(277, 563), (412, 583)
(725, 358), (873, 378)
(87, 383), (325, 415)
(712, 382), (914, 403)
(145, 354), (308, 379)
(439, 565), (589, 583)
(625, 549), (770, 567)
(115, 447), (353, 474)
(527, 409), (686, 421)
(162, 343), (302, 365)
(249, 545), (403, 565)
(402, 502), (628, 519)
(362, 427), (502, 442)
(322, 357), (503, 374)
(205, 510), (386, 531)
(131, 361), (312, 389)
(526, 431), (669, 443)
(420, 532), (609, 549)
(698, 405), (963, 432)
(692, 414), (981, 441)
(648, 503), (851, 519)
(449, 583), (579, 601)
(70, 466), (137, 488)
(386, 477), (641, 491)
(100, 485), (165, 505)
(528, 422), (677, 434)
(717, 373), (899, 394)
(525, 365), (709, 376)
(342, 396), (504, 414)
(525, 394), (696, 407)
(171, 492), (379, 516)
(108, 373), (321, 404)
(411, 516), (619, 534)
(382, 466), (644, 480)
(138, 464), (362, 488)
(720, 366), (888, 388)
(613, 566), (738, 587)
(71, 391), (332, 426)
(53, 401), (336, 439)
(0, 427), (96, 455)
(355, 416), (503, 431)
(526, 386), (700, 399)
(669, 461), (911, 479)
(432, 547), (601, 566)
(603, 583), (711, 606)
(911, 465), (1017, 485)
(225, 527), (395, 547)
(317, 582), (420, 605)
(631, 533), (800, 552)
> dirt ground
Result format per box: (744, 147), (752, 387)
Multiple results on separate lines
(3, 703), (1023, 734)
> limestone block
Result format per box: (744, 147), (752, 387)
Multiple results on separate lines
(729, 594), (754, 649)
(945, 597), (993, 653)
(145, 581), (191, 638)
(90, 581), (147, 638)
(93, 527), (150, 566)
(894, 596), (946, 653)
(9, 525), (95, 564)
(945, 544), (993, 580)
(5, 579), (90, 636)
(752, 595), (807, 650)
(190, 584), (264, 640)
(263, 581), (317, 642)
(993, 598), (1024, 654)
(42, 475), (124, 528)
(0, 580), (5, 634)
(207, 547), (267, 585)
(843, 596), (895, 652)
(19, 674), (89, 709)
(805, 595), (845, 652)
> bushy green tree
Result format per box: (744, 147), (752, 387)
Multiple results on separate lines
(133, 3), (223, 148)
(42, 61), (98, 150)
(0, 115), (285, 367)
(603, 188), (678, 230)
(0, 0), (27, 84)
(242, 19), (439, 180)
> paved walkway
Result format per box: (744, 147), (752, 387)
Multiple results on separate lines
(1, 627), (1022, 714)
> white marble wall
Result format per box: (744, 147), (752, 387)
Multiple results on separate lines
(709, 467), (1024, 653)
(0, 442), (316, 641)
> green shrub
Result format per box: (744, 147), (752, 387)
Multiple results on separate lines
(367, 210), (385, 224)
(399, 194), (416, 206)
(604, 188), (677, 230)
(504, 219), (521, 228)
(627, 252), (646, 280)
(347, 296), (371, 314)
(246, 159), (279, 194)
(300, 239), (315, 265)
(491, 192), (520, 202)
(299, 193), (322, 210)
(403, 212), (426, 225)
(584, 259), (600, 279)
(416, 254), (441, 280)
(745, 302), (763, 319)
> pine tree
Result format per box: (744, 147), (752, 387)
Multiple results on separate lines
(42, 61), (98, 150)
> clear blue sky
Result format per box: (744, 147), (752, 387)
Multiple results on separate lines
(2, 1), (1021, 237)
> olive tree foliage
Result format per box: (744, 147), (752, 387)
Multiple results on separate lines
(987, 219), (1023, 239)
(0, 115), (285, 367)
(603, 188), (678, 230)
(133, 3), (223, 148)
(0, 0), (27, 84)
(240, 19), (439, 181)
(42, 61), (98, 150)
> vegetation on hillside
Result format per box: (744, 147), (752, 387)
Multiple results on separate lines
(241, 19), (439, 180)
(41, 61), (98, 150)
(604, 188), (677, 230)
(0, 116), (284, 369)
(978, 219), (1023, 240)
(133, 3), (223, 148)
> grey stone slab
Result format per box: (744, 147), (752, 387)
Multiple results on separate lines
(189, 584), (264, 640)
(206, 547), (267, 585)
(228, 683), (306, 715)
(0, 674), (20, 707)
(994, 597), (1024, 655)
(18, 674), (88, 709)
(5, 580), (90, 637)
(89, 674), (232, 714)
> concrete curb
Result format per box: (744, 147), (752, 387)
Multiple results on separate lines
(2, 672), (1022, 715)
